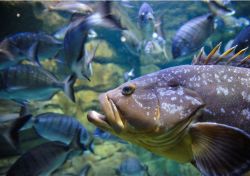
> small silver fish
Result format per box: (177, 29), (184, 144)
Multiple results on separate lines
(138, 2), (155, 40)
(0, 64), (76, 102)
(123, 68), (135, 82)
(46, 1), (93, 17)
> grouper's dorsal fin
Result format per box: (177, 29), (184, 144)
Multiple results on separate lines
(192, 42), (250, 68)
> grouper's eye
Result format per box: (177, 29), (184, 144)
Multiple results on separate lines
(122, 84), (136, 96)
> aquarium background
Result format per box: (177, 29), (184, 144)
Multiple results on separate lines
(0, 1), (249, 176)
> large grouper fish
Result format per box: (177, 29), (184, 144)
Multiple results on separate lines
(88, 45), (250, 176)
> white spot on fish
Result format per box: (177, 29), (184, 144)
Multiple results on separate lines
(220, 108), (225, 113)
(241, 108), (250, 120)
(171, 97), (177, 101)
(161, 103), (183, 115)
(216, 87), (229, 96)
(177, 89), (184, 95)
(185, 96), (202, 105)
(241, 91), (250, 102)
(204, 108), (213, 115)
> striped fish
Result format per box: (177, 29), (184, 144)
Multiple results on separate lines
(172, 13), (214, 58)
(6, 140), (81, 176)
(0, 32), (62, 66)
(22, 112), (89, 147)
(0, 64), (76, 102)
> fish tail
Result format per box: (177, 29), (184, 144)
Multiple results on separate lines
(63, 74), (77, 103)
(87, 138), (94, 154)
(4, 114), (32, 149)
(87, 1), (126, 30)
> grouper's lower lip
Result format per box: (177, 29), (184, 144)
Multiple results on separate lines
(87, 93), (124, 133)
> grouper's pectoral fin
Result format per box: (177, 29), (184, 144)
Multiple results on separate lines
(189, 122), (250, 176)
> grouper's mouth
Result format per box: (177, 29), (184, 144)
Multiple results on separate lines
(87, 93), (125, 133)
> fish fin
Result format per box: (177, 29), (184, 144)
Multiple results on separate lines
(192, 47), (206, 65)
(19, 103), (29, 117)
(87, 138), (95, 154)
(226, 47), (248, 64)
(12, 99), (29, 106)
(63, 74), (76, 103)
(4, 114), (32, 149)
(204, 42), (221, 64)
(214, 45), (237, 64)
(70, 13), (86, 22)
(27, 42), (41, 66)
(103, 14), (126, 30)
(192, 43), (250, 68)
(190, 122), (250, 176)
(238, 54), (250, 66)
(87, 1), (125, 30)
(86, 42), (100, 64)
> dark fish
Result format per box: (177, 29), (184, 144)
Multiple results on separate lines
(116, 157), (149, 176)
(22, 112), (90, 147)
(64, 1), (124, 80)
(138, 2), (155, 40)
(0, 114), (31, 158)
(53, 24), (97, 42)
(0, 49), (25, 70)
(7, 139), (83, 176)
(94, 127), (126, 144)
(0, 64), (76, 102)
(0, 32), (63, 65)
(88, 58), (250, 175)
(232, 25), (250, 53)
(172, 13), (214, 58)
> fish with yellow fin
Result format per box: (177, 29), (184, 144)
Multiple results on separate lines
(88, 43), (250, 176)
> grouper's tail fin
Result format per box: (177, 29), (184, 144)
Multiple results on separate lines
(64, 74), (77, 103)
(192, 42), (250, 68)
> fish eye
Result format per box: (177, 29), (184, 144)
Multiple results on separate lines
(122, 84), (136, 96)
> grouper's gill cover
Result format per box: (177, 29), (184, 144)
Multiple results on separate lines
(106, 72), (204, 132)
